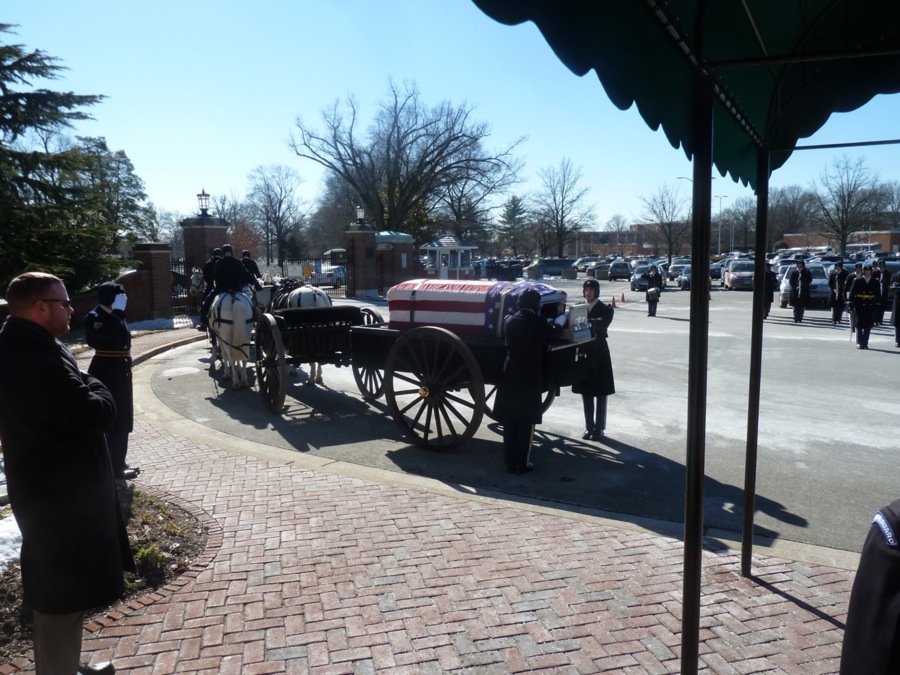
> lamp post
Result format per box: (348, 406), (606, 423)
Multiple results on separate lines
(356, 205), (366, 227)
(714, 195), (728, 255)
(197, 188), (210, 216)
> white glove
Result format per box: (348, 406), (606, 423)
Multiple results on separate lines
(112, 293), (127, 312)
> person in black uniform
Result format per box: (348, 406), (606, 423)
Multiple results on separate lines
(874, 259), (891, 325)
(571, 279), (615, 440)
(848, 264), (880, 349)
(85, 282), (135, 482)
(891, 269), (900, 348)
(840, 498), (900, 674)
(494, 288), (562, 475)
(214, 244), (263, 294)
(763, 262), (778, 319)
(847, 262), (863, 334)
(827, 261), (848, 324)
(788, 260), (812, 323)
(242, 249), (262, 279)
(197, 247), (222, 330)
(642, 265), (663, 316)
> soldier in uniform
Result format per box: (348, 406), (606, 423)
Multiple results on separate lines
(494, 288), (562, 475)
(197, 247), (222, 330)
(572, 279), (615, 440)
(85, 282), (135, 481)
(215, 244), (263, 294)
(840, 498), (900, 674)
(891, 269), (900, 348)
(763, 262), (778, 319)
(848, 264), (880, 349)
(827, 261), (848, 324)
(874, 259), (891, 325)
(847, 262), (863, 334)
(241, 249), (262, 279)
(788, 260), (812, 323)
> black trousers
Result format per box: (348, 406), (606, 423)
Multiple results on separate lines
(502, 421), (534, 471)
(107, 430), (129, 478)
(581, 394), (607, 433)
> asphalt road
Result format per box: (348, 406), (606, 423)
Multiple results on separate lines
(144, 278), (899, 557)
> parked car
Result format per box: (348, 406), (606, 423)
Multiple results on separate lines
(630, 264), (667, 291)
(306, 264), (346, 288)
(608, 261), (633, 281)
(778, 263), (830, 308)
(586, 262), (611, 280)
(709, 262), (722, 280)
(722, 259), (755, 290)
(667, 257), (691, 280)
(677, 265), (712, 291)
(525, 257), (578, 279)
(573, 256), (601, 272)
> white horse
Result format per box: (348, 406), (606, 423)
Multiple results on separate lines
(273, 284), (332, 385)
(189, 268), (206, 314)
(208, 291), (254, 389)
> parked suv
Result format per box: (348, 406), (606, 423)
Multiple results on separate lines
(608, 261), (632, 281)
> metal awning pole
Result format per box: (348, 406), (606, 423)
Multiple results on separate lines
(742, 150), (770, 576)
(681, 72), (713, 675)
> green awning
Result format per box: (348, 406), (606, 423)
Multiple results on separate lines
(472, 0), (900, 189)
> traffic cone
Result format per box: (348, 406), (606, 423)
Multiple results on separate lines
(611, 296), (616, 308)
(621, 292), (626, 304)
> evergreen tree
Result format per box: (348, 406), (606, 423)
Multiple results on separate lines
(0, 24), (117, 292)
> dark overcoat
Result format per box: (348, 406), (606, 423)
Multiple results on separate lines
(572, 300), (615, 397)
(789, 267), (812, 306)
(840, 499), (900, 674)
(0, 317), (134, 614)
(763, 269), (778, 303)
(849, 275), (881, 329)
(215, 255), (259, 292)
(85, 305), (133, 434)
(494, 310), (558, 425)
(827, 268), (848, 308)
(891, 272), (900, 328)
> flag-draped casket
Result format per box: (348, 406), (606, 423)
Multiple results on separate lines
(387, 279), (568, 341)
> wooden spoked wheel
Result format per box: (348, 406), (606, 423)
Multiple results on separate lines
(255, 313), (287, 413)
(359, 307), (384, 325)
(353, 362), (385, 401)
(384, 327), (484, 449)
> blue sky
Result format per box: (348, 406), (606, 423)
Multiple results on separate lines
(6, 1), (900, 227)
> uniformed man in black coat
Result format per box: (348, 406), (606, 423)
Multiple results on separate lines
(891, 270), (900, 348)
(874, 259), (891, 325)
(840, 498), (900, 674)
(493, 288), (562, 474)
(85, 281), (134, 480)
(848, 264), (881, 349)
(197, 247), (222, 330)
(572, 279), (615, 440)
(827, 261), (849, 324)
(242, 249), (262, 279)
(0, 272), (132, 675)
(788, 260), (813, 323)
(763, 262), (778, 319)
(215, 244), (262, 293)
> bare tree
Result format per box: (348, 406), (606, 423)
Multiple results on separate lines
(639, 184), (690, 261)
(605, 214), (629, 256)
(811, 155), (886, 254)
(307, 172), (359, 254)
(767, 185), (816, 250)
(289, 80), (524, 242)
(881, 179), (900, 228)
(246, 165), (306, 266)
(531, 158), (594, 257)
(722, 196), (756, 252)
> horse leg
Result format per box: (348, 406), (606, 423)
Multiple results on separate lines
(313, 362), (323, 385)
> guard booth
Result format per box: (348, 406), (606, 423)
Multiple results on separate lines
(420, 235), (478, 280)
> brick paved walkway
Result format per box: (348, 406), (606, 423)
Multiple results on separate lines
(2, 329), (854, 674)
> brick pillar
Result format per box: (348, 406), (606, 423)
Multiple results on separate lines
(181, 214), (229, 273)
(133, 243), (173, 318)
(346, 230), (378, 298)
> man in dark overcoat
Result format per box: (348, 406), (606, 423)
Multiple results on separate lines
(0, 272), (133, 675)
(215, 244), (262, 294)
(494, 288), (561, 474)
(874, 259), (892, 325)
(891, 269), (900, 348)
(241, 249), (262, 279)
(848, 264), (881, 349)
(572, 279), (615, 440)
(85, 281), (134, 480)
(788, 260), (813, 323)
(827, 261), (848, 324)
(840, 498), (900, 674)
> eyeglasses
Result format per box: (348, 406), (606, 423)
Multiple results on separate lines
(39, 298), (73, 309)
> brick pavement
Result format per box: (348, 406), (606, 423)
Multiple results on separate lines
(2, 329), (854, 674)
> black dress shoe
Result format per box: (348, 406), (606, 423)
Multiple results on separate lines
(581, 430), (594, 440)
(515, 463), (535, 475)
(590, 430), (605, 440)
(79, 662), (115, 674)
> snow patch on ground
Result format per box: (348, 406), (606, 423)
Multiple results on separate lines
(0, 515), (21, 571)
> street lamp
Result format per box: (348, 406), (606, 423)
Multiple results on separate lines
(356, 205), (366, 225)
(197, 188), (210, 216)
(714, 195), (728, 255)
